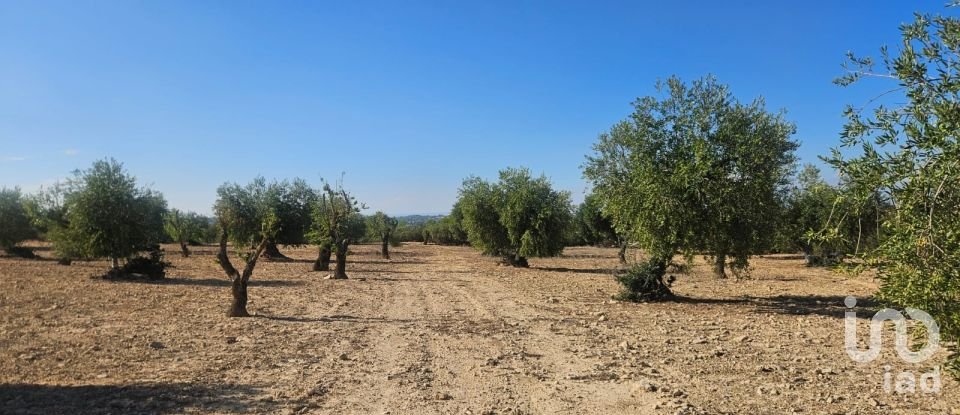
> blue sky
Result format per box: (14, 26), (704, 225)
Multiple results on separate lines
(0, 1), (946, 215)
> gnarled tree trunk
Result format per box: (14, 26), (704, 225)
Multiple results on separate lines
(617, 241), (628, 264)
(329, 240), (349, 279)
(381, 238), (390, 259)
(313, 244), (331, 271)
(217, 230), (269, 317)
(260, 241), (289, 261)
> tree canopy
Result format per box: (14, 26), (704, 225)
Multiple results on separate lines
(458, 167), (572, 267)
(584, 76), (799, 281)
(214, 178), (281, 317)
(827, 11), (960, 363)
(51, 159), (168, 270)
(308, 180), (365, 278)
(0, 187), (36, 254)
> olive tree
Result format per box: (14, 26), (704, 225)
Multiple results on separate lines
(261, 178), (317, 260)
(458, 167), (572, 267)
(50, 159), (168, 272)
(308, 180), (365, 278)
(584, 76), (798, 298)
(214, 178), (280, 317)
(827, 10), (960, 369)
(368, 211), (399, 259)
(573, 192), (628, 262)
(0, 187), (36, 256)
(164, 209), (207, 257)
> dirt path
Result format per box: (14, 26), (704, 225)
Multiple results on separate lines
(0, 243), (957, 414)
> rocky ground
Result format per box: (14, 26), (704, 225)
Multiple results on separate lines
(0, 243), (957, 414)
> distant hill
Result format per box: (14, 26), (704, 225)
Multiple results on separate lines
(396, 214), (445, 225)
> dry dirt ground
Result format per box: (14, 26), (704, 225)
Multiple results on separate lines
(0, 243), (957, 414)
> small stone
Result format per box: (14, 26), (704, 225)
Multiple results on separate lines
(435, 392), (453, 400)
(96, 373), (108, 379)
(338, 353), (350, 361)
(148, 341), (165, 350)
(598, 314), (607, 322)
(225, 336), (238, 344)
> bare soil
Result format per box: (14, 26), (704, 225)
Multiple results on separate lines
(0, 243), (957, 414)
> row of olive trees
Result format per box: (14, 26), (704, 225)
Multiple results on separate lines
(0, 159), (401, 317)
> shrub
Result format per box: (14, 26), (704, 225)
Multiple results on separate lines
(614, 259), (675, 302)
(102, 246), (168, 280)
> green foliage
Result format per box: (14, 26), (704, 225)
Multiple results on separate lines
(50, 159), (168, 267)
(367, 211), (399, 244)
(0, 187), (36, 251)
(458, 167), (572, 266)
(583, 75), (799, 278)
(394, 221), (426, 242)
(423, 203), (468, 245)
(614, 258), (675, 302)
(214, 177), (283, 251)
(164, 209), (207, 246)
(572, 192), (619, 246)
(307, 179), (366, 253)
(270, 178), (317, 246)
(22, 182), (70, 240)
(827, 11), (960, 370)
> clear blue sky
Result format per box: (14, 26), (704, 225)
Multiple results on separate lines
(0, 1), (945, 215)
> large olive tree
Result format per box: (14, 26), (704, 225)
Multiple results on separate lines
(50, 159), (168, 272)
(584, 76), (798, 298)
(458, 167), (572, 267)
(827, 10), (960, 370)
(214, 178), (280, 317)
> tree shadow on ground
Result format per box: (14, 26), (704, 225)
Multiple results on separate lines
(349, 260), (430, 265)
(353, 269), (415, 274)
(0, 382), (283, 415)
(672, 294), (880, 319)
(757, 254), (807, 261)
(532, 266), (621, 275)
(141, 278), (304, 288)
(258, 314), (415, 324)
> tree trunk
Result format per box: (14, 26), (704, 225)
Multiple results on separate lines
(331, 251), (348, 279)
(261, 241), (289, 260)
(112, 257), (120, 270)
(713, 253), (727, 278)
(618, 241), (628, 264)
(179, 241), (191, 258)
(217, 227), (268, 317)
(314, 245), (331, 271)
(381, 238), (390, 259)
(228, 277), (250, 317)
